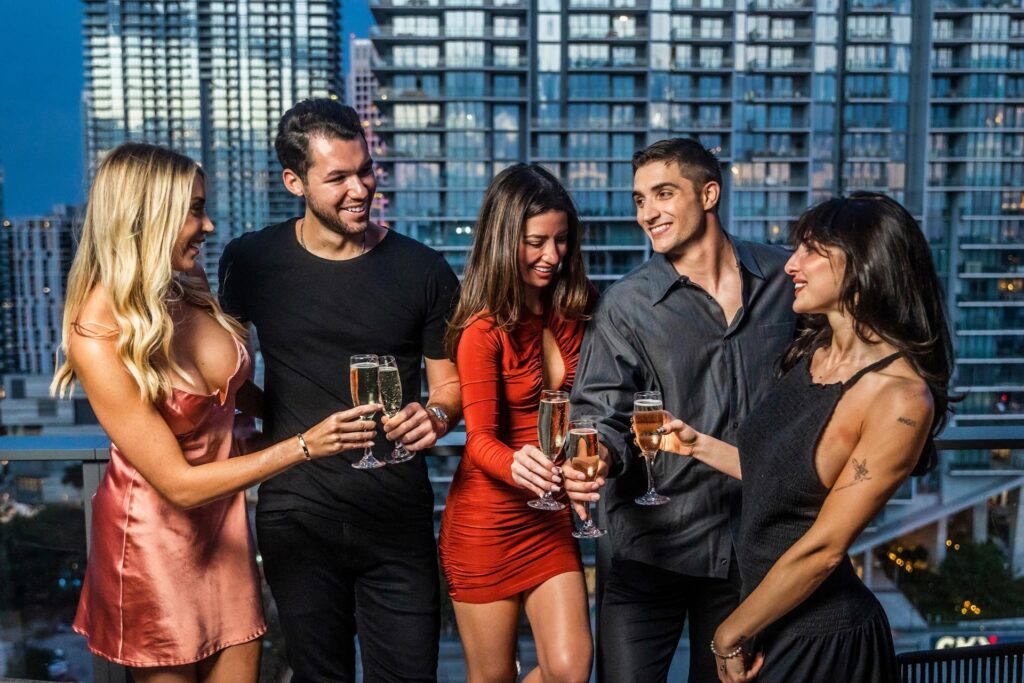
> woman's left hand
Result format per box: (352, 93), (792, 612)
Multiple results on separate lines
(715, 650), (764, 683)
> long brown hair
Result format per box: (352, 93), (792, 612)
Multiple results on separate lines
(444, 164), (590, 360)
(779, 192), (955, 474)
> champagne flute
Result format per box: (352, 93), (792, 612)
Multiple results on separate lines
(567, 419), (607, 538)
(528, 389), (569, 511)
(634, 391), (670, 506)
(378, 355), (414, 464)
(350, 354), (385, 470)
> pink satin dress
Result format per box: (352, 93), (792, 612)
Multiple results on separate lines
(73, 339), (267, 667)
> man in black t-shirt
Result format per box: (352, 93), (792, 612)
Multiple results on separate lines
(219, 99), (461, 682)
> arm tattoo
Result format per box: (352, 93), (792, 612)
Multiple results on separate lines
(898, 416), (918, 427)
(834, 458), (871, 491)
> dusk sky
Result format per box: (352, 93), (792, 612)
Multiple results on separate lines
(0, 1), (373, 218)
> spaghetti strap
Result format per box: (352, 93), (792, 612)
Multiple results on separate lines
(841, 352), (903, 392)
(72, 319), (120, 339)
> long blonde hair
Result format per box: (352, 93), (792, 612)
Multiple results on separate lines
(51, 143), (246, 403)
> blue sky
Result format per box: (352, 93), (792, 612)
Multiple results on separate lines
(0, 1), (373, 218)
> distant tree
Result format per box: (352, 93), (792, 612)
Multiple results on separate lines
(940, 541), (1024, 619)
(897, 541), (1024, 622)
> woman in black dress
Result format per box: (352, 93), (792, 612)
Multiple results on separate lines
(659, 192), (953, 683)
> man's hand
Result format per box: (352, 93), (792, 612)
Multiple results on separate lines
(563, 448), (608, 519)
(382, 403), (441, 451)
(511, 445), (561, 497)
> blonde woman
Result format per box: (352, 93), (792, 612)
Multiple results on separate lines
(53, 143), (377, 683)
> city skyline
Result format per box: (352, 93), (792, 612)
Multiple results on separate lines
(368, 0), (1024, 427)
(0, 0), (374, 219)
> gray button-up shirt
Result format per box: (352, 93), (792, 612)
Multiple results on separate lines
(571, 236), (796, 578)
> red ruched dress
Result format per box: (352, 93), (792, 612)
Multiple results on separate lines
(439, 308), (586, 603)
(73, 338), (266, 667)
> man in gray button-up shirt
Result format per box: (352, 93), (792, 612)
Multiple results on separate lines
(566, 138), (796, 682)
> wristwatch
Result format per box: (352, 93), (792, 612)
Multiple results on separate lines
(426, 404), (450, 435)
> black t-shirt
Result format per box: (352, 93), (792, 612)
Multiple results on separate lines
(218, 219), (459, 530)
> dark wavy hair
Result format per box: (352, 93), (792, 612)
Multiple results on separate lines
(275, 98), (364, 181)
(779, 192), (955, 475)
(444, 164), (591, 361)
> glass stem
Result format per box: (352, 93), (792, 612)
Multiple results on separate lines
(584, 500), (593, 528)
(644, 454), (656, 494)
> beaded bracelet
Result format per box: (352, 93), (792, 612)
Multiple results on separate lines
(710, 638), (745, 659)
(296, 433), (311, 461)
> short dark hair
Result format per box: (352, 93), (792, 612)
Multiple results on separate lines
(275, 98), (365, 180)
(632, 138), (723, 200)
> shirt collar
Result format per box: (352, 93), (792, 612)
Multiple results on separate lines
(647, 232), (766, 305)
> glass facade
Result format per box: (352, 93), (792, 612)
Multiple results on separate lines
(82, 0), (343, 272)
(371, 0), (1024, 426)
(927, 0), (1024, 426)
(3, 209), (79, 377)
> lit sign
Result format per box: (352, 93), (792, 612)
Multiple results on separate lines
(934, 635), (998, 649)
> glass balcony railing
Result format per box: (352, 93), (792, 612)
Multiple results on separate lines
(3, 427), (1022, 681)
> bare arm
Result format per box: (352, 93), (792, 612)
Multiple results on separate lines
(660, 414), (743, 480)
(381, 356), (462, 451)
(425, 356), (463, 432)
(71, 334), (379, 511)
(713, 385), (933, 676)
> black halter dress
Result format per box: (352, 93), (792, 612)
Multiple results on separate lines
(735, 351), (902, 683)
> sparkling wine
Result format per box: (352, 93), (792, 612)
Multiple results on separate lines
(378, 366), (402, 417)
(567, 428), (601, 481)
(537, 397), (569, 459)
(350, 362), (379, 409)
(634, 398), (664, 455)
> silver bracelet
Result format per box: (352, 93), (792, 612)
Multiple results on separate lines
(710, 638), (745, 659)
(296, 433), (311, 461)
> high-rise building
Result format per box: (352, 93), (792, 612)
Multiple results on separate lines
(348, 35), (381, 148)
(0, 164), (14, 376)
(369, 0), (1024, 425)
(5, 206), (81, 377)
(926, 1), (1024, 427)
(82, 0), (344, 270)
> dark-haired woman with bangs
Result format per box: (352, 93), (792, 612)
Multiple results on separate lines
(439, 164), (597, 683)
(659, 192), (954, 683)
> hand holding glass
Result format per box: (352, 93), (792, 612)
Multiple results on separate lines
(634, 391), (670, 506)
(378, 355), (415, 464)
(567, 419), (607, 538)
(528, 390), (569, 511)
(350, 354), (385, 470)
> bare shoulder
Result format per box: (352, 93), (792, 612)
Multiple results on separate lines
(864, 358), (934, 434)
(68, 286), (120, 363)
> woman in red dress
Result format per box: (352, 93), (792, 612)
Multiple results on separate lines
(439, 164), (596, 682)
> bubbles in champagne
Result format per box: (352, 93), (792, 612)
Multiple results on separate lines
(350, 362), (379, 409)
(634, 398), (663, 455)
(538, 398), (569, 458)
(568, 428), (601, 482)
(378, 366), (402, 417)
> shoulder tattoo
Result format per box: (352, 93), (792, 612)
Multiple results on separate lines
(898, 416), (918, 427)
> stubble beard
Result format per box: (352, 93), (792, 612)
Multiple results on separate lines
(306, 193), (370, 238)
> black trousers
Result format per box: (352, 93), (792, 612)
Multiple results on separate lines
(256, 510), (440, 683)
(598, 557), (741, 683)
